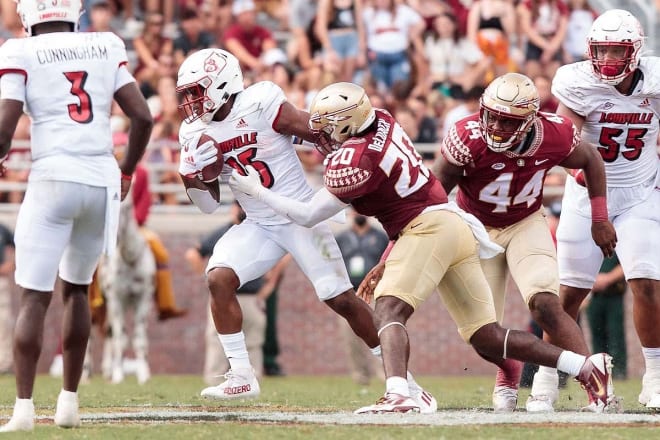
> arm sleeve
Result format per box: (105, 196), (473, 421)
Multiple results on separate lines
(441, 124), (473, 166)
(258, 186), (349, 228)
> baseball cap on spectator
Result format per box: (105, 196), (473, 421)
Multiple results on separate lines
(232, 0), (256, 16)
(262, 48), (287, 67)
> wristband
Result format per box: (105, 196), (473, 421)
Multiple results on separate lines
(590, 196), (608, 223)
(121, 172), (132, 181)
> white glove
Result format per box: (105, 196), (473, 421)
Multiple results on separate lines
(229, 165), (264, 199)
(178, 140), (218, 178)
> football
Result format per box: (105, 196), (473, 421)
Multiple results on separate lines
(198, 133), (224, 182)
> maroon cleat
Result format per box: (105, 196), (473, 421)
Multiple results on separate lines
(576, 353), (618, 412)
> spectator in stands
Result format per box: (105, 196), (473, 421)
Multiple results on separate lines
(223, 0), (277, 76)
(533, 74), (558, 113)
(406, 95), (438, 144)
(466, 0), (518, 79)
(143, 0), (176, 36)
(287, 0), (324, 92)
(85, 0), (117, 33)
(335, 210), (389, 386)
(0, 0), (23, 42)
(440, 85), (484, 141)
(133, 12), (173, 90)
(408, 0), (450, 35)
(518, 0), (569, 79)
(173, 8), (217, 67)
(362, 0), (425, 94)
(0, 222), (15, 375)
(315, 0), (366, 83)
(424, 12), (490, 99)
(562, 0), (596, 64)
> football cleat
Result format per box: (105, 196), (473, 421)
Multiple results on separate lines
(54, 390), (81, 428)
(200, 368), (260, 400)
(526, 369), (559, 413)
(493, 386), (518, 412)
(407, 372), (437, 414)
(0, 399), (35, 433)
(354, 392), (420, 414)
(576, 353), (617, 413)
(639, 372), (660, 409)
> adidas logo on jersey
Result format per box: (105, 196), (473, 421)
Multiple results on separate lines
(640, 98), (650, 107)
(236, 118), (248, 129)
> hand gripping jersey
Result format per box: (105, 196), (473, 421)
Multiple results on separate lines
(552, 58), (660, 187)
(323, 109), (448, 239)
(442, 112), (579, 228)
(0, 32), (134, 186)
(178, 81), (314, 224)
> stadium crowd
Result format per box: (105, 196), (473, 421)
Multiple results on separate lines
(3, 0), (657, 204)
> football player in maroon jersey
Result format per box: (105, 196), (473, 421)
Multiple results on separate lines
(230, 81), (617, 414)
(433, 72), (618, 412)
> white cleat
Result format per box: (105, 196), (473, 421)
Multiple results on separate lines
(0, 399), (35, 433)
(407, 372), (437, 414)
(200, 368), (260, 399)
(526, 369), (559, 413)
(492, 386), (518, 412)
(354, 392), (420, 414)
(54, 390), (81, 428)
(639, 373), (660, 410)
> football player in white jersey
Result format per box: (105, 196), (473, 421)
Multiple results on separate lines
(175, 48), (436, 411)
(0, 0), (152, 432)
(528, 9), (660, 412)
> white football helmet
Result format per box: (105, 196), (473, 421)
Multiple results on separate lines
(479, 73), (540, 153)
(176, 49), (244, 123)
(15, 0), (83, 36)
(308, 82), (376, 144)
(587, 9), (645, 85)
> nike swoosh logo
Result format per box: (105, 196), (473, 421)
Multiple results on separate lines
(535, 159), (549, 165)
(590, 371), (605, 399)
(410, 223), (423, 229)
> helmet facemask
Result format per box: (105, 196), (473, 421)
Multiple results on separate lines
(479, 103), (535, 152)
(176, 49), (244, 124)
(588, 41), (640, 85)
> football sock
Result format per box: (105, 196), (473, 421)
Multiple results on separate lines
(557, 351), (586, 377)
(218, 332), (251, 370)
(537, 365), (557, 377)
(642, 347), (660, 372)
(386, 376), (410, 397)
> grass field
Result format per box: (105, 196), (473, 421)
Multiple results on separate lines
(0, 374), (658, 439)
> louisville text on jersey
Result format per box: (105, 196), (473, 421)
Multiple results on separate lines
(598, 112), (654, 125)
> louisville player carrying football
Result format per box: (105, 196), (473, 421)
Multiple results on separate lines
(528, 9), (660, 411)
(0, 0), (152, 432)
(175, 48), (436, 411)
(230, 81), (616, 414)
(434, 72), (618, 412)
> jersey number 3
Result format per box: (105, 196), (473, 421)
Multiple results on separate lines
(64, 71), (93, 124)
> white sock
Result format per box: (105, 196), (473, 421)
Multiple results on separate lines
(537, 366), (557, 376)
(642, 347), (660, 372)
(385, 376), (409, 397)
(58, 390), (78, 403)
(370, 345), (382, 357)
(218, 332), (251, 370)
(556, 351), (587, 377)
(13, 398), (34, 416)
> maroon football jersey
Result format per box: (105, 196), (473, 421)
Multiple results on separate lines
(442, 112), (579, 228)
(324, 110), (448, 239)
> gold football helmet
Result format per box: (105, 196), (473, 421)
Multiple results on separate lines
(308, 82), (376, 144)
(479, 73), (540, 152)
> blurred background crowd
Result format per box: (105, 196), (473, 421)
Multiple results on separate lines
(0, 0), (658, 208)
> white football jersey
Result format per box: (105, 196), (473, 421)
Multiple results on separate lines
(179, 81), (314, 224)
(0, 32), (135, 186)
(552, 58), (660, 187)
